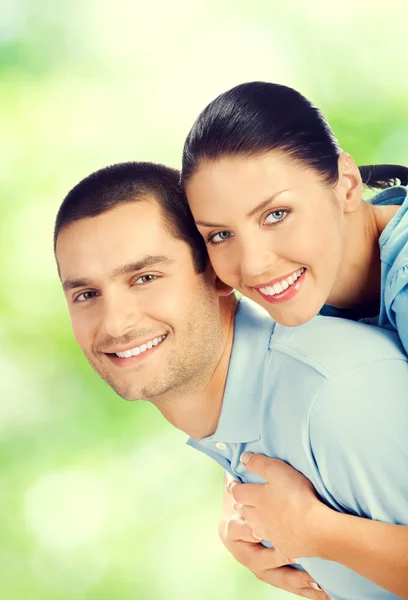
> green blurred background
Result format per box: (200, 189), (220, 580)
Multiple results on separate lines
(1, 1), (407, 598)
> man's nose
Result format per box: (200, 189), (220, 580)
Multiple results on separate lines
(101, 292), (142, 339)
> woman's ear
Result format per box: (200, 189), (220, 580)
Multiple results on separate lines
(204, 262), (234, 296)
(336, 152), (363, 213)
(215, 276), (235, 297)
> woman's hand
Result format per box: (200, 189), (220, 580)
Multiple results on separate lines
(227, 453), (327, 559)
(220, 472), (330, 599)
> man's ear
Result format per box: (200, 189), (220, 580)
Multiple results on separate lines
(336, 152), (363, 214)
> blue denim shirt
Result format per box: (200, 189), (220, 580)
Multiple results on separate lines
(321, 186), (408, 354)
(187, 298), (408, 600)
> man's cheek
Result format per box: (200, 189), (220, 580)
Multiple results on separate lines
(148, 293), (180, 314)
(71, 318), (91, 352)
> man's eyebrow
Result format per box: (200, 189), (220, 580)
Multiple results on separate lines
(62, 278), (91, 292)
(111, 255), (175, 278)
(62, 255), (175, 292)
(195, 189), (290, 228)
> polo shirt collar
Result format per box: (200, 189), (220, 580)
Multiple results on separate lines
(187, 297), (275, 446)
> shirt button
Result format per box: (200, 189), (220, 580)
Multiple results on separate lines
(216, 442), (227, 450)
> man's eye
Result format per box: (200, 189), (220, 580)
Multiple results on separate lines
(134, 274), (158, 285)
(75, 291), (99, 303)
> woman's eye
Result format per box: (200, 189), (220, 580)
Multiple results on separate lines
(75, 291), (98, 303)
(134, 274), (158, 285)
(264, 209), (289, 225)
(208, 231), (231, 244)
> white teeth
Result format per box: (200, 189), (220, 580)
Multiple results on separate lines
(115, 335), (166, 358)
(259, 268), (305, 297)
(262, 285), (275, 295)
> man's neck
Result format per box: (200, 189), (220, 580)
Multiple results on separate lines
(152, 296), (237, 440)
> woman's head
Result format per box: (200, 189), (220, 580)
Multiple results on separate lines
(182, 81), (343, 186)
(182, 82), (406, 325)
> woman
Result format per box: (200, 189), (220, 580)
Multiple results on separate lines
(181, 82), (408, 353)
(180, 82), (408, 598)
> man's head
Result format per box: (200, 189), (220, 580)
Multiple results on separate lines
(55, 162), (233, 402)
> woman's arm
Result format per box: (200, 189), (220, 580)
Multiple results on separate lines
(229, 455), (408, 599)
(219, 473), (330, 599)
(313, 506), (408, 600)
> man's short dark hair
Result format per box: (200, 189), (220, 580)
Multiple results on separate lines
(54, 162), (208, 273)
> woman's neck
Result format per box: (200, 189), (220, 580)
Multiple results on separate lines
(326, 200), (392, 316)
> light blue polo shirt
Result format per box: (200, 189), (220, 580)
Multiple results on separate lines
(187, 297), (408, 600)
(321, 185), (408, 354)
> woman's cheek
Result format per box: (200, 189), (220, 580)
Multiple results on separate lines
(208, 248), (235, 280)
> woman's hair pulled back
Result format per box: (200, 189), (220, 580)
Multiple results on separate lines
(182, 82), (407, 190)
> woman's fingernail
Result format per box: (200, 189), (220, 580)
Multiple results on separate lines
(240, 452), (253, 465)
(310, 582), (322, 591)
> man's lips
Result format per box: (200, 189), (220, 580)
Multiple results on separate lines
(104, 335), (167, 367)
(101, 334), (167, 356)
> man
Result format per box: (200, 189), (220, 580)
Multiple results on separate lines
(54, 162), (408, 600)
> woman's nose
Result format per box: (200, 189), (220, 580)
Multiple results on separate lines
(239, 244), (278, 278)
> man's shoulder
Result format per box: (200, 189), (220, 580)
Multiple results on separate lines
(234, 296), (276, 341)
(271, 315), (407, 376)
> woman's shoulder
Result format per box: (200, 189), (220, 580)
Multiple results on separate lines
(369, 185), (407, 208)
(375, 186), (408, 260)
(377, 187), (408, 348)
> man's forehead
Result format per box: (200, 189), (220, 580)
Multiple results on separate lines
(56, 201), (185, 282)
(58, 202), (174, 250)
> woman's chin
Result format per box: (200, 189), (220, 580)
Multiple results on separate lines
(266, 307), (318, 328)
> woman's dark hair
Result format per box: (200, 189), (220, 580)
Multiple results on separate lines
(182, 81), (407, 190)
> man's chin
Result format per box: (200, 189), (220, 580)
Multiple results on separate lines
(86, 355), (168, 401)
(86, 362), (141, 400)
(103, 379), (144, 401)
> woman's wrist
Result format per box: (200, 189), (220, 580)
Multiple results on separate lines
(305, 500), (341, 559)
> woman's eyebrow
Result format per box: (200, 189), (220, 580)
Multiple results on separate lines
(246, 189), (290, 219)
(195, 189), (290, 228)
(195, 219), (228, 228)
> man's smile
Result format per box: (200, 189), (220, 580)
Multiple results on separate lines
(104, 334), (168, 368)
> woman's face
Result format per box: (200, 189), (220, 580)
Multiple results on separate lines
(185, 151), (348, 326)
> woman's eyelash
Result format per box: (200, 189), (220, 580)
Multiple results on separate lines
(206, 231), (232, 245)
(264, 209), (290, 224)
(205, 209), (291, 246)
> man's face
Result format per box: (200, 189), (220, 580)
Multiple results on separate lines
(56, 199), (224, 401)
